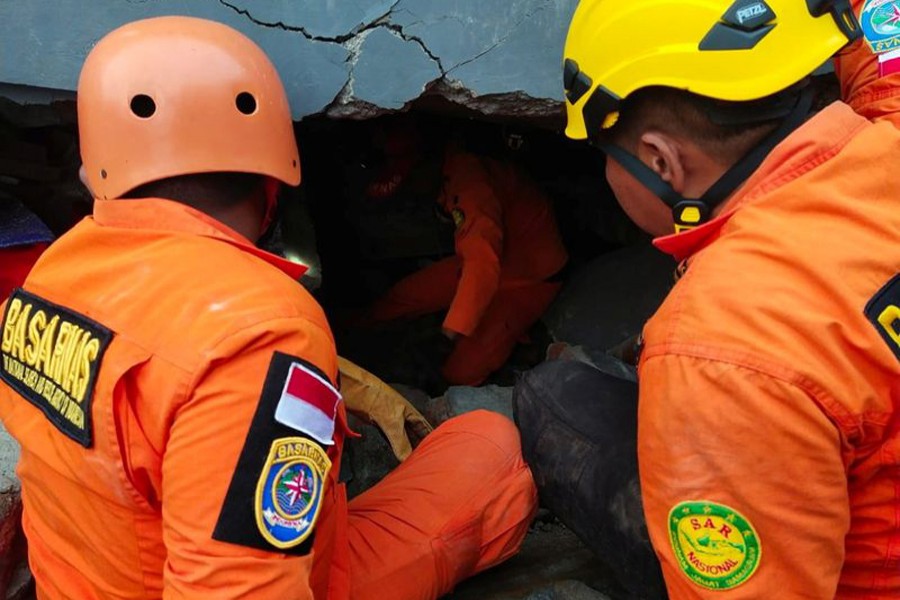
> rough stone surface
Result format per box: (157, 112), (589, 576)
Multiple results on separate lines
(444, 519), (627, 600)
(0, 423), (19, 497)
(0, 1), (579, 122)
(424, 385), (514, 426)
(543, 244), (676, 352)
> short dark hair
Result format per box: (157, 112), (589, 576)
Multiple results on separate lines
(124, 172), (265, 207)
(605, 86), (803, 165)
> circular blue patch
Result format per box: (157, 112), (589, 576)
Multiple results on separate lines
(862, 0), (900, 53)
(255, 438), (330, 549)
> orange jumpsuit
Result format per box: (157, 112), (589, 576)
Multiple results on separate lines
(371, 151), (569, 385)
(0, 198), (536, 599)
(637, 102), (900, 598)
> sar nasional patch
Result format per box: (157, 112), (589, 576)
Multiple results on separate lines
(668, 501), (761, 591)
(256, 437), (330, 549)
(861, 0), (900, 54)
(0, 288), (111, 447)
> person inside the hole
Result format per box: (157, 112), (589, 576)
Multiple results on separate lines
(0, 200), (52, 301)
(0, 16), (538, 599)
(514, 0), (900, 598)
(364, 118), (569, 387)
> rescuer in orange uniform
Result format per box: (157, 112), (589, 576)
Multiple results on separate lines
(366, 127), (569, 386)
(0, 17), (536, 599)
(516, 0), (900, 598)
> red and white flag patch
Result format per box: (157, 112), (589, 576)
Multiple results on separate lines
(880, 48), (900, 77)
(274, 361), (342, 445)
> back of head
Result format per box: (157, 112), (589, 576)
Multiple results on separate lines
(77, 16), (301, 201)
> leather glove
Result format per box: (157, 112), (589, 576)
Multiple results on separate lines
(338, 357), (433, 461)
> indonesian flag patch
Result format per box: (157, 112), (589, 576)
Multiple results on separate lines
(275, 360), (342, 445)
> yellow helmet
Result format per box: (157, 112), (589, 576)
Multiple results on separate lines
(563, 0), (860, 140)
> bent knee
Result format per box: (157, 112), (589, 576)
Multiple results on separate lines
(438, 409), (522, 456)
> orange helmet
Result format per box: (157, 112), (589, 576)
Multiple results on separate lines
(77, 16), (300, 200)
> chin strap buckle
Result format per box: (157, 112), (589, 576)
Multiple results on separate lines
(807, 0), (861, 42)
(672, 200), (710, 234)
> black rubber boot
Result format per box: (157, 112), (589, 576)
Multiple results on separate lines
(513, 359), (667, 600)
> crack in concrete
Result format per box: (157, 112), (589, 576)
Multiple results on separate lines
(446, 0), (553, 75)
(217, 0), (559, 115)
(379, 23), (446, 75)
(217, 0), (399, 43)
(218, 0), (444, 112)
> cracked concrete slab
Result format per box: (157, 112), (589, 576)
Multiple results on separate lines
(0, 0), (578, 122)
(351, 28), (442, 110)
(218, 0), (397, 40)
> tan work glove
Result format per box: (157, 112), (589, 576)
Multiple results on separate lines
(338, 357), (433, 461)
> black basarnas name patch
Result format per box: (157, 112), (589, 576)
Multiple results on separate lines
(0, 288), (112, 447)
(865, 273), (900, 362)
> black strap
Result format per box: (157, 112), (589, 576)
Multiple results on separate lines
(599, 143), (684, 209)
(598, 86), (815, 226)
(698, 86), (814, 209)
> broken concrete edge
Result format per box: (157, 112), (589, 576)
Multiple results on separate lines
(0, 79), (565, 133)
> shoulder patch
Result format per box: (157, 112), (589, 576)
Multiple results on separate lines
(668, 501), (761, 591)
(865, 273), (900, 362)
(256, 437), (330, 549)
(861, 0), (900, 55)
(0, 288), (112, 447)
(213, 352), (337, 555)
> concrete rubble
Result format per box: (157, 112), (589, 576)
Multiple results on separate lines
(0, 0), (579, 123)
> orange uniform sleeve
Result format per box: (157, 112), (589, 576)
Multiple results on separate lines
(834, 0), (900, 126)
(160, 316), (338, 599)
(441, 154), (504, 337)
(637, 353), (849, 598)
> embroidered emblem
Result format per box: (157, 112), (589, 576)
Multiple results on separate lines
(451, 208), (466, 229)
(274, 360), (342, 445)
(861, 0), (900, 54)
(256, 437), (330, 550)
(668, 501), (761, 591)
(0, 288), (112, 447)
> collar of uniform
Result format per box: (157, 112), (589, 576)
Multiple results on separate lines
(93, 197), (308, 280)
(653, 102), (868, 262)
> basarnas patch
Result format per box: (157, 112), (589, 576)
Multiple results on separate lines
(256, 437), (330, 549)
(213, 352), (339, 555)
(0, 288), (112, 447)
(668, 501), (761, 591)
(861, 0), (900, 54)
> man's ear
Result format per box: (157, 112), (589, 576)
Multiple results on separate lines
(636, 131), (686, 194)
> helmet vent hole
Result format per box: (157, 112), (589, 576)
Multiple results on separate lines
(130, 95), (156, 119)
(236, 92), (257, 115)
(292, 159), (297, 168)
(100, 169), (107, 179)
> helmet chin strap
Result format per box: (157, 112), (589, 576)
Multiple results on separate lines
(598, 86), (815, 233)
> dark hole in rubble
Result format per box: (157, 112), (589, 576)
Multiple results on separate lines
(287, 109), (655, 399)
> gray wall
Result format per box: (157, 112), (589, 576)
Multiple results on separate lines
(0, 0), (579, 119)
